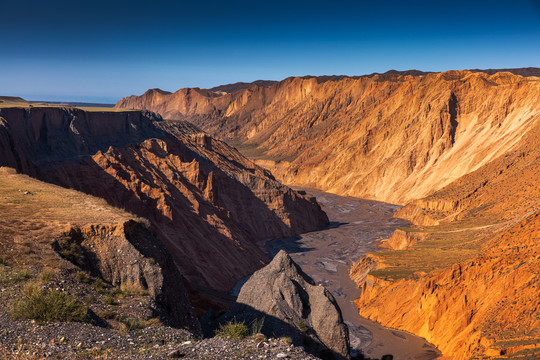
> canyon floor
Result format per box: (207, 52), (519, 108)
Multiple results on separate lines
(263, 188), (441, 360)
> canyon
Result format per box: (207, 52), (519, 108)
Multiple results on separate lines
(0, 105), (328, 315)
(116, 69), (540, 204)
(117, 69), (540, 359)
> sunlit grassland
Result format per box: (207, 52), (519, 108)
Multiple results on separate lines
(370, 218), (504, 281)
(0, 167), (136, 267)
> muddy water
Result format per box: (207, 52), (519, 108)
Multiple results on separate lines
(265, 189), (441, 360)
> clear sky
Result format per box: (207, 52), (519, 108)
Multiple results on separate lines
(1, 0), (539, 103)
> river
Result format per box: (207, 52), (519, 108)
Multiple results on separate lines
(264, 189), (441, 360)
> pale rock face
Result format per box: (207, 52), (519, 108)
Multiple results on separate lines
(226, 250), (350, 360)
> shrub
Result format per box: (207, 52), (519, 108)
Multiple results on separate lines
(297, 319), (308, 333)
(76, 271), (90, 284)
(0, 265), (32, 286)
(10, 283), (89, 324)
(104, 295), (117, 306)
(116, 315), (145, 331)
(281, 336), (293, 344)
(54, 235), (85, 265)
(94, 278), (107, 294)
(216, 320), (249, 340)
(117, 281), (148, 297)
(39, 268), (56, 283)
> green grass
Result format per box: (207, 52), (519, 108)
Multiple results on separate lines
(216, 320), (249, 340)
(10, 283), (89, 324)
(0, 265), (32, 286)
(297, 319), (308, 333)
(250, 317), (265, 336)
(369, 221), (494, 281)
(38, 268), (56, 283)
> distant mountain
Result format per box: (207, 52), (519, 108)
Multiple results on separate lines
(208, 80), (279, 93)
(116, 68), (540, 205)
(0, 96), (27, 104)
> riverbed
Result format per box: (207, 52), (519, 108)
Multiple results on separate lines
(265, 189), (441, 360)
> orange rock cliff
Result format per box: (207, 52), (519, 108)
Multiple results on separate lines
(116, 70), (540, 204)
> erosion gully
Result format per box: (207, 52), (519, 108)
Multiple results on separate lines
(264, 188), (441, 360)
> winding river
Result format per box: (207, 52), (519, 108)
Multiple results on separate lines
(265, 188), (441, 360)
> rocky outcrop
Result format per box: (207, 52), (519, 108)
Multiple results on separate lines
(116, 70), (540, 204)
(53, 220), (201, 333)
(0, 106), (328, 311)
(225, 250), (350, 360)
(378, 229), (427, 250)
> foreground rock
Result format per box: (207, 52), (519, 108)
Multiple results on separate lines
(52, 221), (201, 332)
(224, 250), (350, 360)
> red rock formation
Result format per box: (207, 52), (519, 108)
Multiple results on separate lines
(351, 120), (540, 359)
(0, 107), (328, 309)
(378, 229), (427, 250)
(116, 70), (540, 204)
(354, 212), (540, 359)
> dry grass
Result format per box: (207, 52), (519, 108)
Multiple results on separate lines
(370, 220), (498, 281)
(0, 100), (132, 112)
(0, 167), (135, 268)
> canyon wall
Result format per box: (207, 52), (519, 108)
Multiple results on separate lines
(350, 120), (540, 359)
(354, 212), (539, 359)
(0, 107), (328, 308)
(117, 70), (540, 204)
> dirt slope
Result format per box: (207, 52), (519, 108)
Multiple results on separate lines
(116, 70), (540, 204)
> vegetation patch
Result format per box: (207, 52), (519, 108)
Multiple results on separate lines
(216, 319), (249, 340)
(297, 319), (308, 333)
(0, 265), (31, 286)
(10, 283), (89, 324)
(369, 224), (491, 281)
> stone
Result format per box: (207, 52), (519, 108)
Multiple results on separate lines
(225, 250), (350, 359)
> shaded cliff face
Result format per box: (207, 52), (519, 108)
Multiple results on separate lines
(0, 107), (328, 307)
(53, 221), (201, 332)
(225, 250), (350, 360)
(116, 70), (540, 204)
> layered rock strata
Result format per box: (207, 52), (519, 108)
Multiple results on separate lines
(0, 107), (328, 310)
(116, 70), (540, 204)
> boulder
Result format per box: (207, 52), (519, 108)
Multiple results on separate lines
(225, 250), (350, 360)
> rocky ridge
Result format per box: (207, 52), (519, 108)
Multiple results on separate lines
(116, 69), (540, 204)
(0, 106), (328, 312)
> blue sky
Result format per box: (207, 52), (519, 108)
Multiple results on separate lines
(1, 0), (539, 103)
